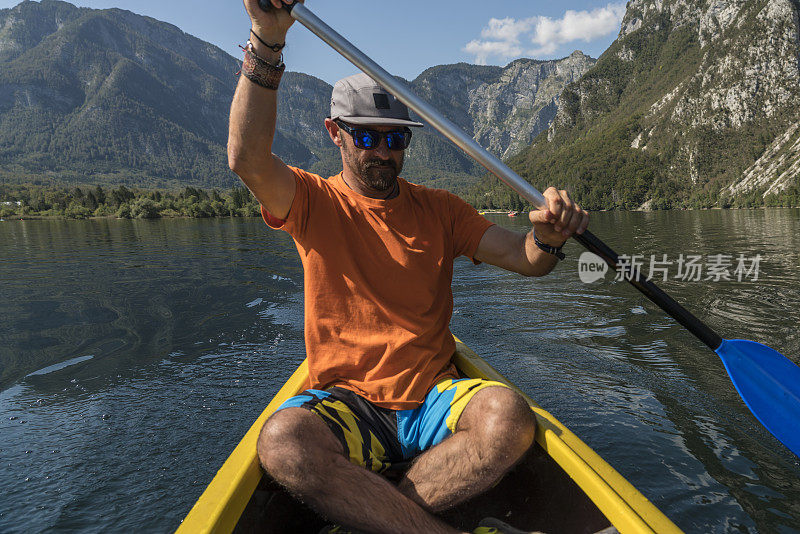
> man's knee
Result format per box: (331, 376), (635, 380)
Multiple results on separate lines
(461, 386), (537, 460)
(257, 407), (343, 485)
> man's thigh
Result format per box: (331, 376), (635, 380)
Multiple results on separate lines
(396, 378), (511, 457)
(455, 383), (535, 435)
(258, 406), (343, 467)
(270, 387), (405, 473)
(265, 380), (528, 472)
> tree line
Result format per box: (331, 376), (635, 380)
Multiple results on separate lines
(0, 184), (262, 220)
(2, 178), (796, 222)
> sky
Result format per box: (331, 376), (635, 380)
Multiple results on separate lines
(0, 0), (627, 85)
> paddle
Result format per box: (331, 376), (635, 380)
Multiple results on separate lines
(257, 1), (800, 458)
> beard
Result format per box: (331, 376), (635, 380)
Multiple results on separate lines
(342, 143), (404, 192)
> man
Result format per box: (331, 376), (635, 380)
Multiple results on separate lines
(229, 1), (590, 533)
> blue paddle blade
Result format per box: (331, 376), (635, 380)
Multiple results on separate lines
(716, 339), (800, 457)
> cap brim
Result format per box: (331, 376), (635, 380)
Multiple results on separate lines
(338, 116), (424, 128)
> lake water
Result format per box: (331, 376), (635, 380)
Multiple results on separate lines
(1, 210), (799, 533)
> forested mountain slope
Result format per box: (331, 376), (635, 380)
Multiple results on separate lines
(470, 0), (800, 210)
(0, 0), (595, 193)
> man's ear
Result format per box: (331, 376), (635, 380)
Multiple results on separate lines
(324, 118), (343, 148)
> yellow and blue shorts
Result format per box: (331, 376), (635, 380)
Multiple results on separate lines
(276, 378), (508, 474)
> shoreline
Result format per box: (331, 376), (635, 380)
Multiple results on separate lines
(4, 205), (800, 223)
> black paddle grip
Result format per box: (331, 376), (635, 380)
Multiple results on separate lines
(573, 229), (723, 351)
(258, 0), (298, 12)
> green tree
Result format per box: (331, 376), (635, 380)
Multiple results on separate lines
(130, 197), (160, 219)
(116, 202), (133, 219)
(111, 186), (135, 207)
(84, 190), (99, 210)
(94, 185), (107, 205)
(65, 201), (91, 219)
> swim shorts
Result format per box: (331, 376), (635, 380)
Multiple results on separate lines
(275, 378), (508, 473)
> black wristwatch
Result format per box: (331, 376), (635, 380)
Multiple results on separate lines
(533, 232), (566, 260)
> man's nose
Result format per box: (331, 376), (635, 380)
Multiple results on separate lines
(372, 137), (391, 158)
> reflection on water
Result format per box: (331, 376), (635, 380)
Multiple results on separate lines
(1, 211), (799, 533)
(1, 218), (302, 390)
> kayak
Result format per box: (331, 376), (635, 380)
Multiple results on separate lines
(178, 338), (682, 534)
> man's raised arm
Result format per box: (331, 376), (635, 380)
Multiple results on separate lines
(228, 0), (300, 220)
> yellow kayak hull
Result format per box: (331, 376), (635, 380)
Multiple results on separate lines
(178, 339), (682, 533)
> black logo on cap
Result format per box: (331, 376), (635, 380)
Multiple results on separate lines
(373, 93), (391, 110)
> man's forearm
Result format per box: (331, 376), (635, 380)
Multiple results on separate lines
(227, 41), (283, 181)
(476, 189), (587, 277)
(521, 229), (562, 277)
(228, 2), (298, 217)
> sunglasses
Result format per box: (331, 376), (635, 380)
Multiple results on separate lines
(335, 120), (412, 151)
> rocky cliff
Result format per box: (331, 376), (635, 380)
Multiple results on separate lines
(413, 52), (595, 160)
(486, 0), (800, 209)
(404, 52), (596, 190)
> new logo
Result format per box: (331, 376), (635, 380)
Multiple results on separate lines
(578, 252), (608, 283)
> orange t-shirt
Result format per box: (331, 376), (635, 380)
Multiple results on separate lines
(262, 167), (494, 409)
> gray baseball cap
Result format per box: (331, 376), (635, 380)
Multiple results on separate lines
(331, 73), (424, 128)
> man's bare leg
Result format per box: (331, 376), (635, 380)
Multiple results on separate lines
(258, 407), (464, 534)
(397, 386), (537, 512)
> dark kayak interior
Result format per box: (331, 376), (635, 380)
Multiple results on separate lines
(233, 442), (612, 534)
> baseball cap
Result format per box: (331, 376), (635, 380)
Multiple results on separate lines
(331, 73), (424, 128)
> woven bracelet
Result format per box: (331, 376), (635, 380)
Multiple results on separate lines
(240, 41), (285, 90)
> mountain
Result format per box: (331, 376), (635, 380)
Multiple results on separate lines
(473, 0), (800, 210)
(0, 0), (269, 188)
(404, 53), (595, 191)
(0, 0), (595, 193)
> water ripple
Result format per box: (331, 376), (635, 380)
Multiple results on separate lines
(2, 212), (800, 533)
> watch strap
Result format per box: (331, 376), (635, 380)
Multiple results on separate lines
(533, 232), (566, 260)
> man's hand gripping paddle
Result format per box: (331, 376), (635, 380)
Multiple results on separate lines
(259, 1), (800, 457)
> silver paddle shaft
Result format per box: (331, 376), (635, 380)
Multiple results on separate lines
(289, 3), (547, 209)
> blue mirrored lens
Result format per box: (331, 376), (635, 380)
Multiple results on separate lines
(345, 124), (411, 150)
(386, 132), (410, 150)
(356, 131), (377, 149)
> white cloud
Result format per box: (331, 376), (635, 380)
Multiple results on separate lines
(463, 39), (524, 65)
(464, 2), (626, 63)
(481, 17), (535, 42)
